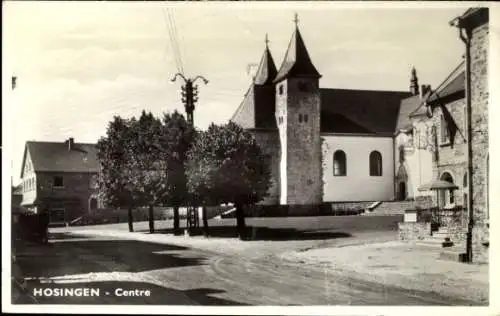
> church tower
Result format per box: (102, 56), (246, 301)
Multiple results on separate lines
(274, 14), (322, 205)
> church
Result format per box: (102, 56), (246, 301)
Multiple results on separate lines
(231, 16), (425, 205)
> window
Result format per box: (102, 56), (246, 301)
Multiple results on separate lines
(304, 114), (309, 123)
(299, 114), (303, 123)
(279, 85), (284, 95)
(440, 114), (450, 144)
(399, 145), (405, 163)
(53, 176), (64, 187)
(440, 172), (455, 206)
(333, 150), (346, 176)
(369, 151), (383, 176)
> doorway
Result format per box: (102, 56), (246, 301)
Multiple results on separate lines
(398, 182), (407, 201)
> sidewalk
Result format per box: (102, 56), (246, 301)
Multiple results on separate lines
(281, 241), (489, 304)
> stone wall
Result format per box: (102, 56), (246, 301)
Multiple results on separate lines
(36, 171), (97, 221)
(251, 130), (281, 205)
(398, 222), (431, 241)
(470, 17), (489, 264)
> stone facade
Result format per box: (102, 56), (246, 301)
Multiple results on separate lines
(35, 172), (100, 222)
(277, 77), (322, 205)
(469, 17), (489, 264)
(398, 222), (431, 241)
(428, 97), (468, 208)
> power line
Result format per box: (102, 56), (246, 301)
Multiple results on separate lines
(161, 7), (183, 75)
(168, 8), (185, 75)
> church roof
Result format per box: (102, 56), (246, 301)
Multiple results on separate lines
(426, 61), (465, 105)
(232, 87), (412, 135)
(320, 88), (412, 136)
(274, 26), (321, 83)
(396, 95), (422, 132)
(231, 84), (277, 129)
(253, 45), (278, 86)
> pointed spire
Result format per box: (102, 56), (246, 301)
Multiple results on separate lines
(274, 14), (321, 84)
(410, 66), (419, 95)
(253, 34), (278, 86)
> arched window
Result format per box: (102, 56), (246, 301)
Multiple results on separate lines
(440, 172), (455, 206)
(333, 150), (346, 176)
(369, 151), (383, 176)
(441, 114), (450, 144)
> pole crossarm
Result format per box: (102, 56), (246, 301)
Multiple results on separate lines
(192, 76), (209, 85)
(171, 73), (188, 83)
(171, 73), (209, 126)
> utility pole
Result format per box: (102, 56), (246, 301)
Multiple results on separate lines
(171, 73), (208, 235)
(171, 73), (208, 126)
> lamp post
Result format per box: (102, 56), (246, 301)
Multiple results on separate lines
(171, 73), (209, 126)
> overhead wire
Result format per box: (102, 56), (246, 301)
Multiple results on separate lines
(168, 8), (185, 76)
(161, 6), (184, 76)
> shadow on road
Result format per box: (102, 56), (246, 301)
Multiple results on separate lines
(147, 226), (352, 241)
(13, 280), (246, 305)
(14, 235), (207, 279)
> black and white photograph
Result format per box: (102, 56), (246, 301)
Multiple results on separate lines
(2, 1), (497, 314)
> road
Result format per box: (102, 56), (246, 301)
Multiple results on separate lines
(12, 216), (483, 306)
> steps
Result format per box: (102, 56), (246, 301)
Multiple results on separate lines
(415, 226), (467, 262)
(366, 200), (419, 215)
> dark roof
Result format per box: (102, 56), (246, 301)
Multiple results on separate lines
(396, 95), (421, 132)
(233, 87), (411, 135)
(253, 46), (278, 86)
(231, 84), (277, 129)
(321, 112), (374, 134)
(427, 61), (465, 105)
(451, 7), (489, 30)
(320, 88), (412, 136)
(231, 86), (256, 129)
(274, 26), (321, 83)
(21, 141), (99, 176)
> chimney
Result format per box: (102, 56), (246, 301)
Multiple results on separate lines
(410, 67), (419, 95)
(420, 84), (432, 99)
(67, 137), (74, 151)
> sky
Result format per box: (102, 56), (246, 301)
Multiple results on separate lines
(2, 2), (477, 184)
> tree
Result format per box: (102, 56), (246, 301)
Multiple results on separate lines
(158, 111), (196, 235)
(97, 116), (137, 232)
(185, 122), (272, 239)
(127, 111), (169, 234)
